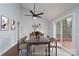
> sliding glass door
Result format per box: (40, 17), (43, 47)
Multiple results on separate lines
(56, 16), (73, 49)
(62, 16), (72, 49)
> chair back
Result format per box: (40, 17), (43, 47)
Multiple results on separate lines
(29, 31), (44, 39)
(17, 36), (27, 55)
(32, 44), (48, 56)
(19, 36), (27, 44)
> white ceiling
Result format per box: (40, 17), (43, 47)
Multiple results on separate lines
(21, 3), (79, 20)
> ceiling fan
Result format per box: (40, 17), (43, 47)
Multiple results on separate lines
(25, 3), (44, 19)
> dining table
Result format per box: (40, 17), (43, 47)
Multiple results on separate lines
(26, 37), (50, 56)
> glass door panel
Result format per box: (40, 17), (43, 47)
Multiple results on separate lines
(56, 21), (61, 44)
(62, 16), (72, 49)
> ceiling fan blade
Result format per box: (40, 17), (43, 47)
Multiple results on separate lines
(25, 15), (33, 16)
(36, 13), (44, 15)
(30, 10), (35, 15)
(37, 15), (42, 18)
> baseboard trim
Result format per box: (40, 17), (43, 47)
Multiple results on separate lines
(61, 47), (75, 56)
(0, 42), (17, 56)
(58, 44), (75, 56)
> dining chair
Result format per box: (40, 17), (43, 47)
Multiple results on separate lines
(47, 36), (57, 56)
(28, 31), (47, 56)
(18, 36), (27, 56)
(31, 44), (48, 56)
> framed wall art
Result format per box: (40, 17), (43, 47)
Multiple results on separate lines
(11, 20), (15, 30)
(1, 16), (9, 31)
(0, 17), (1, 30)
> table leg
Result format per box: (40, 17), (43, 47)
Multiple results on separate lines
(48, 43), (50, 56)
(27, 44), (28, 56)
(55, 40), (57, 56)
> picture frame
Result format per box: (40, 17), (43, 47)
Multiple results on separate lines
(0, 16), (1, 30)
(1, 16), (9, 31)
(11, 19), (15, 30)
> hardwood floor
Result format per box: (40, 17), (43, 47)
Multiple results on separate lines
(1, 40), (72, 56)
(1, 43), (72, 56)
(57, 40), (72, 49)
(2, 44), (18, 56)
(63, 40), (72, 49)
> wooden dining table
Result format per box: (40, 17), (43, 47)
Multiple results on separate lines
(26, 37), (50, 56)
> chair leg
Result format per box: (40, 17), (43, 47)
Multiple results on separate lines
(46, 47), (47, 56)
(20, 50), (22, 54)
(55, 40), (57, 56)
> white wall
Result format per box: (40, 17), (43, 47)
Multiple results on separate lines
(0, 3), (22, 55)
(21, 8), (50, 39)
(50, 6), (79, 55)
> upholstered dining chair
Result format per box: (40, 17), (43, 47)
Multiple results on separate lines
(29, 31), (44, 39)
(31, 44), (48, 56)
(47, 36), (57, 56)
(29, 32), (48, 56)
(18, 36), (27, 56)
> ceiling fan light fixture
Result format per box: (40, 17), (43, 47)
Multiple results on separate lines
(33, 16), (36, 19)
(25, 3), (44, 19)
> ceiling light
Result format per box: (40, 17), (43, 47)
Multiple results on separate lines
(33, 16), (36, 19)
